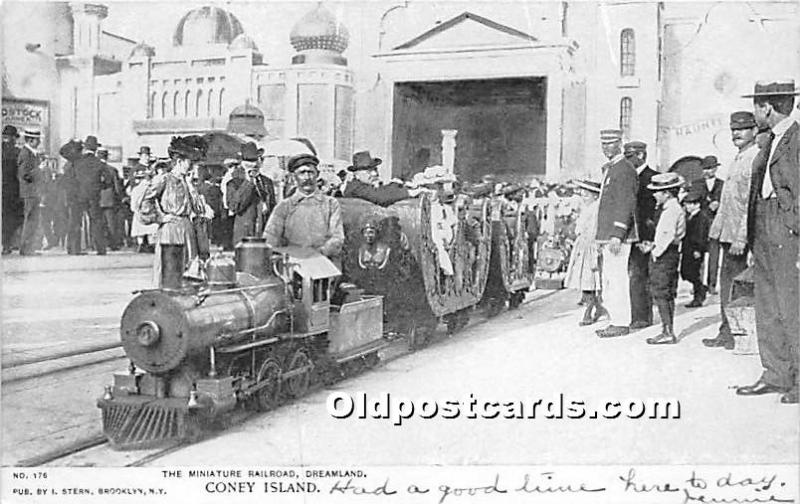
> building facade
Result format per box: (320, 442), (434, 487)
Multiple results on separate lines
(3, 1), (797, 181)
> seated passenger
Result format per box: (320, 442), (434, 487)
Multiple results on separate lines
(342, 151), (427, 206)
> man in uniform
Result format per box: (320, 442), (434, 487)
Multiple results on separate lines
(703, 111), (759, 350)
(700, 155), (724, 294)
(264, 154), (344, 264)
(2, 125), (22, 254)
(737, 80), (799, 404)
(594, 129), (638, 338)
(342, 150), (426, 207)
(69, 135), (107, 255)
(625, 140), (658, 329)
(17, 128), (44, 255)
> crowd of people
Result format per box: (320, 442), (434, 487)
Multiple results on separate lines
(3, 78), (795, 405)
(563, 78), (798, 404)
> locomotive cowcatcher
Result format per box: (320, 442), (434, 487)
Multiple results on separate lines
(97, 238), (386, 449)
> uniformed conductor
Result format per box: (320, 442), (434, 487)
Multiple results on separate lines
(736, 80), (799, 404)
(595, 129), (639, 338)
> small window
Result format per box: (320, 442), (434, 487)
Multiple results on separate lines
(620, 28), (635, 77)
(620, 97), (633, 137)
(312, 279), (329, 303)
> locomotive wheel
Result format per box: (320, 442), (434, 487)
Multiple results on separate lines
(254, 358), (281, 412)
(285, 349), (311, 398)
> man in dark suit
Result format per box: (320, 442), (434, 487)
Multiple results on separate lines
(17, 129), (44, 255)
(736, 80), (799, 404)
(68, 135), (107, 255)
(342, 151), (425, 206)
(700, 155), (724, 294)
(595, 129), (639, 338)
(625, 141), (658, 329)
(229, 142), (276, 246)
(2, 125), (22, 254)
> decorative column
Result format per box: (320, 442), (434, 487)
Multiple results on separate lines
(441, 129), (457, 175)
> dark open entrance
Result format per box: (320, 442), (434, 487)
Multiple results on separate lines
(392, 77), (547, 183)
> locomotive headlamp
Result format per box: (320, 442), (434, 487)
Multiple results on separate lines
(136, 321), (161, 347)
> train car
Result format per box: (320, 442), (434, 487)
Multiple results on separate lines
(97, 240), (385, 449)
(482, 201), (537, 315)
(339, 193), (492, 340)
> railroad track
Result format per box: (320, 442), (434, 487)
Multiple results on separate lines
(15, 289), (561, 467)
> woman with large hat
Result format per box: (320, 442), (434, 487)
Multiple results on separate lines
(142, 136), (206, 288)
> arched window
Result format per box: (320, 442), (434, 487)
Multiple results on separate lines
(218, 88), (225, 116)
(620, 28), (635, 76)
(620, 97), (633, 136)
(207, 89), (215, 117)
(161, 91), (168, 118)
(184, 90), (191, 116)
(149, 91), (156, 118)
(173, 91), (180, 117)
(195, 90), (203, 117)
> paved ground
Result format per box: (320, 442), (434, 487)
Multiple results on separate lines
(3, 252), (797, 467)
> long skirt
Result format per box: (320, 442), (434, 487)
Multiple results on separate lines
(565, 234), (600, 291)
(152, 217), (196, 287)
(650, 244), (680, 301)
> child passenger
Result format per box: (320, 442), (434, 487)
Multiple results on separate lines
(565, 179), (607, 326)
(641, 173), (686, 345)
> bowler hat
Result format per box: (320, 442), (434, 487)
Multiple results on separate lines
(600, 129), (622, 144)
(138, 146), (151, 155)
(84, 135), (101, 150)
(623, 141), (647, 154)
(683, 190), (703, 203)
(287, 153), (319, 173)
(348, 150), (382, 172)
(23, 128), (41, 139)
(647, 172), (684, 191)
(241, 142), (260, 162)
(2, 125), (19, 138)
(574, 179), (601, 193)
(700, 155), (720, 170)
(729, 111), (756, 130)
(742, 79), (800, 98)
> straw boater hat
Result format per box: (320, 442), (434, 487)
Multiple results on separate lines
(600, 129), (623, 144)
(573, 179), (601, 193)
(741, 79), (800, 98)
(23, 128), (41, 139)
(647, 172), (685, 191)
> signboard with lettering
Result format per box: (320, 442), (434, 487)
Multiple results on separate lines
(1, 98), (50, 148)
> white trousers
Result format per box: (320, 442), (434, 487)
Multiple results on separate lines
(601, 243), (632, 326)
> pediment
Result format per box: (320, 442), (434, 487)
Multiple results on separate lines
(393, 12), (538, 51)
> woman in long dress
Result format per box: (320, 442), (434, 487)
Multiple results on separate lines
(565, 179), (607, 325)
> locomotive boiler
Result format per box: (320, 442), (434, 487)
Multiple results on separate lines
(98, 239), (385, 449)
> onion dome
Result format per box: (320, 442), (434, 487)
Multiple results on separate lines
(227, 102), (267, 139)
(290, 4), (349, 65)
(229, 33), (259, 52)
(173, 6), (244, 46)
(129, 42), (155, 58)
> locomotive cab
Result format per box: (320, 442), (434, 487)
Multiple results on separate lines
(274, 246), (340, 335)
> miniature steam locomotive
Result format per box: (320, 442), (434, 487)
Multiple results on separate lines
(98, 194), (538, 449)
(97, 240), (385, 449)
